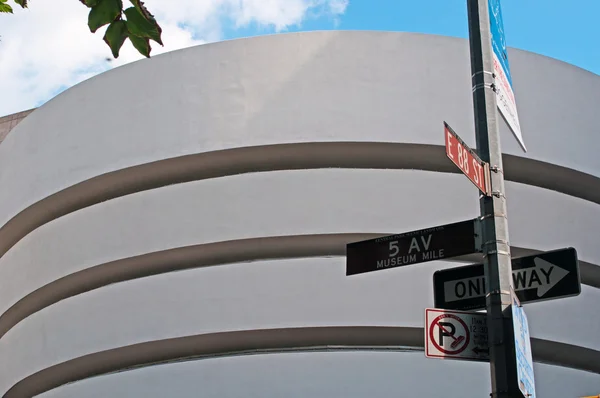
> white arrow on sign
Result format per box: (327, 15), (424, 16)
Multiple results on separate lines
(530, 257), (569, 297)
(444, 258), (569, 302)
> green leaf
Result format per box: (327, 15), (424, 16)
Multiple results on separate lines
(123, 6), (162, 45)
(14, 0), (27, 8)
(128, 0), (155, 21)
(0, 1), (13, 13)
(128, 34), (151, 58)
(80, 0), (100, 7)
(103, 20), (128, 58)
(88, 0), (123, 33)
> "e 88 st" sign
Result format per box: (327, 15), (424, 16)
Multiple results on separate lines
(444, 122), (490, 196)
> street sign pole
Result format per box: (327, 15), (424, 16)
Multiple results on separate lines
(467, 0), (519, 396)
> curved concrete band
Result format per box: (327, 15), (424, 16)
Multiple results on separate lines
(1, 142), (599, 260)
(1, 234), (598, 341)
(4, 326), (600, 398)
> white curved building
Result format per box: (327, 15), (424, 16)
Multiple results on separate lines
(0, 31), (598, 397)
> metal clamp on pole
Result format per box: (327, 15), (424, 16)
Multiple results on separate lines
(490, 165), (503, 174)
(486, 289), (513, 306)
(472, 82), (496, 93)
(479, 212), (508, 220)
(483, 250), (511, 257)
(483, 239), (510, 247)
(472, 70), (494, 78)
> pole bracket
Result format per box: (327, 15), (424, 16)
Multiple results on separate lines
(489, 165), (503, 174)
(483, 239), (510, 247)
(486, 290), (513, 306)
(471, 70), (494, 79)
(479, 213), (507, 220)
(472, 82), (496, 93)
(486, 289), (511, 296)
(483, 249), (511, 257)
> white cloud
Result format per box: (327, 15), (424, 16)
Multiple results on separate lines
(0, 0), (348, 116)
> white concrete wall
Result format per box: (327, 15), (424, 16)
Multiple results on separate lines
(0, 31), (598, 397)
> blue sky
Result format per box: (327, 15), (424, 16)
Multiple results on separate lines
(1, 0), (598, 117)
(224, 0), (600, 76)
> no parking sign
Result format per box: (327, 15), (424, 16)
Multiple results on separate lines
(425, 308), (490, 361)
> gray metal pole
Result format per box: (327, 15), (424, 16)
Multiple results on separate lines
(466, 0), (519, 397)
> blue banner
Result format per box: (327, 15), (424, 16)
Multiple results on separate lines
(487, 0), (525, 151)
(488, 0), (512, 85)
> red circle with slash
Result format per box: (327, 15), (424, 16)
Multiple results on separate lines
(429, 313), (470, 354)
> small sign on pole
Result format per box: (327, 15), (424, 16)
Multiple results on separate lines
(425, 308), (490, 362)
(444, 122), (491, 196)
(511, 290), (536, 398)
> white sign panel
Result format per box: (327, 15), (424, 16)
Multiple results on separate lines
(425, 308), (489, 361)
(488, 0), (526, 152)
(511, 292), (536, 398)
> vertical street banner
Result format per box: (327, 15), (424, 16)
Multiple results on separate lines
(488, 0), (526, 151)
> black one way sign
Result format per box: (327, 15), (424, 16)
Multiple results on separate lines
(433, 247), (581, 310)
(346, 219), (478, 276)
